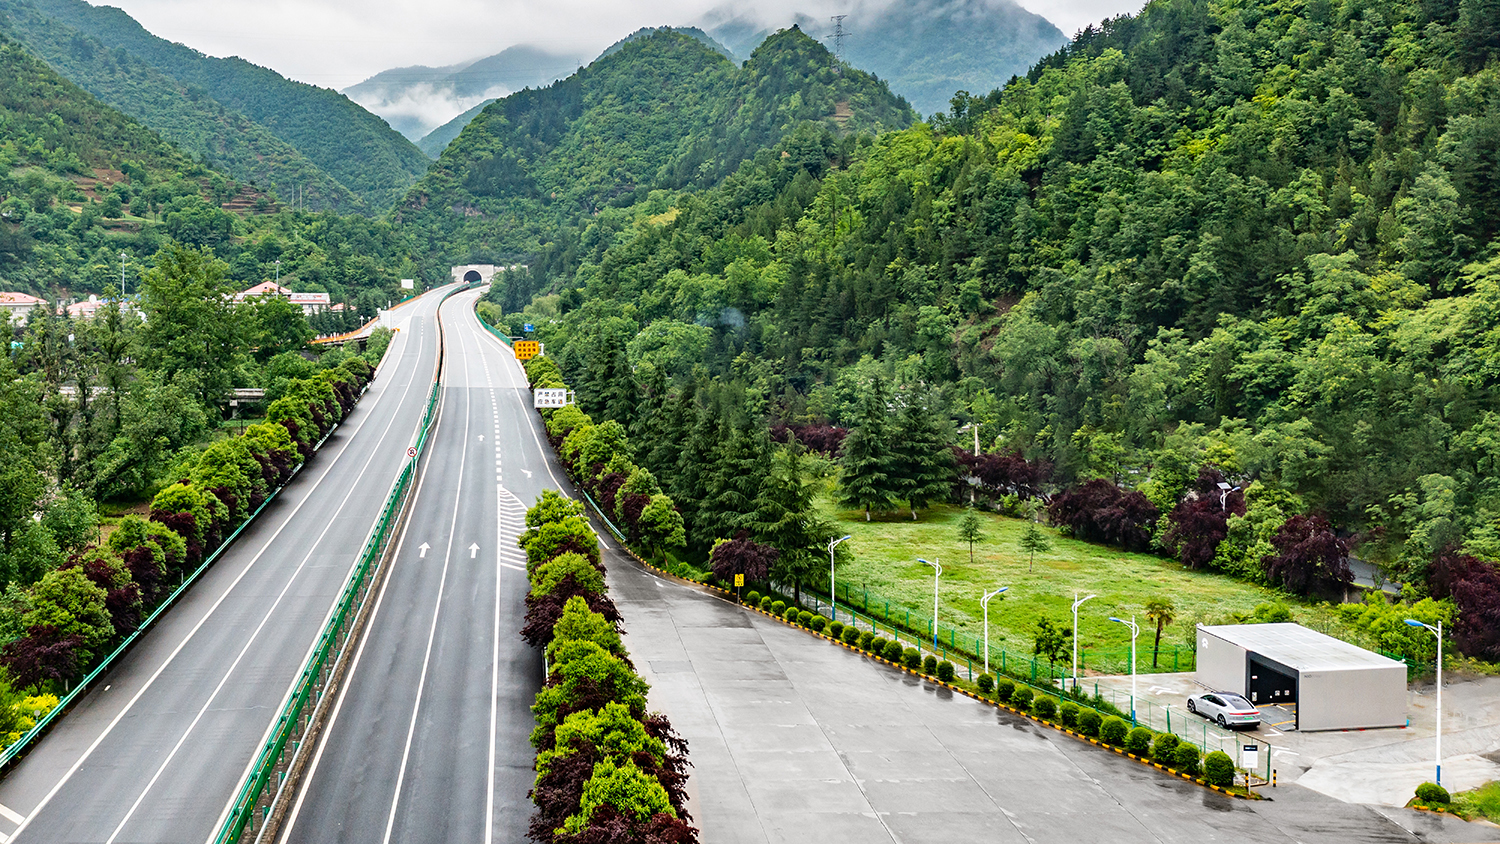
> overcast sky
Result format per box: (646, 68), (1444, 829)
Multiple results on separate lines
(101, 0), (1142, 89)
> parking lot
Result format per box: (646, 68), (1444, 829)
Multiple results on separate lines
(1089, 671), (1500, 806)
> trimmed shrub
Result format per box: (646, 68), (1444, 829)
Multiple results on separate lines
(828, 621), (845, 639)
(797, 610), (813, 626)
(858, 630), (875, 651)
(1125, 727), (1154, 756)
(782, 605), (798, 620)
(1059, 701), (1079, 727)
(1152, 732), (1181, 765)
(759, 596), (773, 611)
(810, 616), (827, 632)
(1172, 743), (1201, 775)
(1078, 709), (1102, 737)
(870, 637), (889, 657)
(1415, 782), (1450, 804)
(842, 626), (861, 645)
(1010, 686), (1034, 711)
(995, 678), (1015, 702)
(922, 655), (938, 675)
(883, 640), (905, 660)
(745, 590), (761, 605)
(936, 660), (955, 683)
(771, 600), (786, 616)
(1203, 750), (1235, 786)
(977, 673), (995, 695)
(902, 647), (921, 670)
(1100, 716), (1128, 746)
(1033, 696), (1058, 720)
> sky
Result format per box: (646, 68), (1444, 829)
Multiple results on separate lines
(100, 0), (1143, 90)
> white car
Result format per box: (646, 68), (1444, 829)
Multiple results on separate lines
(1186, 691), (1261, 730)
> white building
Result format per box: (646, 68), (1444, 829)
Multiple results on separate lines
(0, 291), (45, 324)
(236, 281), (331, 315)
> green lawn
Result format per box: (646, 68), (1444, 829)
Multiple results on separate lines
(819, 498), (1359, 675)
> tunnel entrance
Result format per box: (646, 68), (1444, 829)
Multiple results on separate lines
(464, 270), (482, 283)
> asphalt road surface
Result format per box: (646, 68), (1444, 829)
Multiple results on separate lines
(282, 287), (561, 843)
(607, 558), (1500, 844)
(0, 285), (454, 844)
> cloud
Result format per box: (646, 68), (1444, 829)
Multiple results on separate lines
(345, 82), (508, 139)
(100, 0), (1142, 87)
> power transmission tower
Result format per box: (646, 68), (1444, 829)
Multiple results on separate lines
(829, 15), (849, 74)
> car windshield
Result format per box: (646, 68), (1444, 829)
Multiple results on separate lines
(1222, 694), (1254, 710)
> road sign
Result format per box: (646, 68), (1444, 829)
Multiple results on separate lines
(734, 574), (744, 587)
(523, 323), (535, 333)
(534, 388), (572, 409)
(401, 279), (415, 290)
(406, 446), (417, 458)
(514, 340), (541, 360)
(1242, 743), (1259, 770)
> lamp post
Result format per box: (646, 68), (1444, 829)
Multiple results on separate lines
(1216, 481), (1242, 510)
(980, 586), (1009, 675)
(828, 535), (851, 622)
(1406, 618), (1443, 786)
(119, 252), (127, 298)
(918, 558), (942, 651)
(274, 259), (281, 283)
(1109, 615), (1140, 723)
(1072, 592), (1098, 693)
(958, 423), (980, 503)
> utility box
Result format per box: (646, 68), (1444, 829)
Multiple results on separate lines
(1195, 623), (1406, 732)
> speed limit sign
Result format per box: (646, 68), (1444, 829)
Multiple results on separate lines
(406, 446), (417, 458)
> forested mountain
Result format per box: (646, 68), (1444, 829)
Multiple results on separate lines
(0, 0), (359, 212)
(22, 0), (430, 211)
(416, 98), (497, 158)
(488, 0), (1500, 614)
(702, 0), (1068, 118)
(347, 44), (581, 144)
(395, 27), (917, 263)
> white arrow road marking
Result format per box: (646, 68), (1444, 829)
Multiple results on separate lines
(1264, 728), (1282, 736)
(418, 543), (430, 558)
(521, 469), (532, 478)
(469, 543), (480, 558)
(479, 435), (484, 441)
(1273, 749), (1300, 758)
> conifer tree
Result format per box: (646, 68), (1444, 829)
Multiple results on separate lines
(755, 437), (831, 601)
(837, 380), (898, 521)
(891, 390), (958, 519)
(703, 421), (770, 542)
(672, 391), (720, 549)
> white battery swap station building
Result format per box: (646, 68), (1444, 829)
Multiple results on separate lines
(1195, 622), (1407, 731)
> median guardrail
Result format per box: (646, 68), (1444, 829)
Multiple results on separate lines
(213, 282), (473, 844)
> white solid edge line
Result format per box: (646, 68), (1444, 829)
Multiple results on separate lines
(381, 297), (473, 844)
(8, 296), (440, 844)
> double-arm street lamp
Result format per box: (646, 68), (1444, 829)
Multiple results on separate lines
(1406, 618), (1444, 786)
(980, 586), (1009, 675)
(918, 558), (942, 651)
(1072, 592), (1098, 693)
(828, 535), (851, 622)
(1109, 615), (1140, 723)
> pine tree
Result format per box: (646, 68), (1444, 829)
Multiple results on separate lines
(891, 390), (957, 519)
(837, 380), (898, 520)
(672, 391), (720, 550)
(703, 421), (771, 542)
(1020, 522), (1052, 572)
(755, 439), (831, 602)
(957, 506), (984, 564)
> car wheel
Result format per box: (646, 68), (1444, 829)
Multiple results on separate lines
(1187, 700), (1196, 714)
(1217, 714), (1227, 728)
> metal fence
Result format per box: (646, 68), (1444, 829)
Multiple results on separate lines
(212, 282), (468, 844)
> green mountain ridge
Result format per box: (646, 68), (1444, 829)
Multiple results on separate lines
(417, 97), (498, 158)
(0, 0), (360, 213)
(24, 0), (430, 212)
(395, 26), (917, 263)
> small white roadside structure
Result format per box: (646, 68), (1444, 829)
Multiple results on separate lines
(1195, 622), (1407, 731)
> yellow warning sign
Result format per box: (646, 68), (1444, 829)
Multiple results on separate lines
(734, 573), (745, 587)
(514, 340), (541, 361)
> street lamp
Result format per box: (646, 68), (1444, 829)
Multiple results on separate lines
(274, 259), (281, 283)
(981, 586), (1008, 675)
(1406, 618), (1443, 786)
(1216, 481), (1241, 510)
(1072, 592), (1098, 693)
(1109, 615), (1140, 723)
(119, 252), (127, 298)
(918, 558), (942, 651)
(828, 535), (851, 622)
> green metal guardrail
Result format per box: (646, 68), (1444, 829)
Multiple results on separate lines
(213, 282), (473, 844)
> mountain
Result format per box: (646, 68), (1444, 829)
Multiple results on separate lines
(393, 26), (917, 263)
(701, 0), (1067, 118)
(496, 0), (1500, 608)
(417, 97), (498, 158)
(0, 0), (359, 212)
(22, 0), (430, 211)
(345, 44), (581, 144)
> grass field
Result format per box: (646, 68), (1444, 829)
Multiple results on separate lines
(818, 497), (1359, 674)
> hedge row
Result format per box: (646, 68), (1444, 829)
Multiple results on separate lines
(0, 357), (377, 695)
(521, 491), (698, 843)
(524, 357), (686, 562)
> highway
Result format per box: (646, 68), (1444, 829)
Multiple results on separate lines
(0, 284), (454, 844)
(281, 286), (561, 843)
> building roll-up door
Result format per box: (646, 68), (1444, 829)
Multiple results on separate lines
(1247, 652), (1297, 705)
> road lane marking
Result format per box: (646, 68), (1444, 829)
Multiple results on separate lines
(9, 294), (442, 844)
(0, 804), (22, 825)
(418, 543), (430, 558)
(469, 543), (480, 559)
